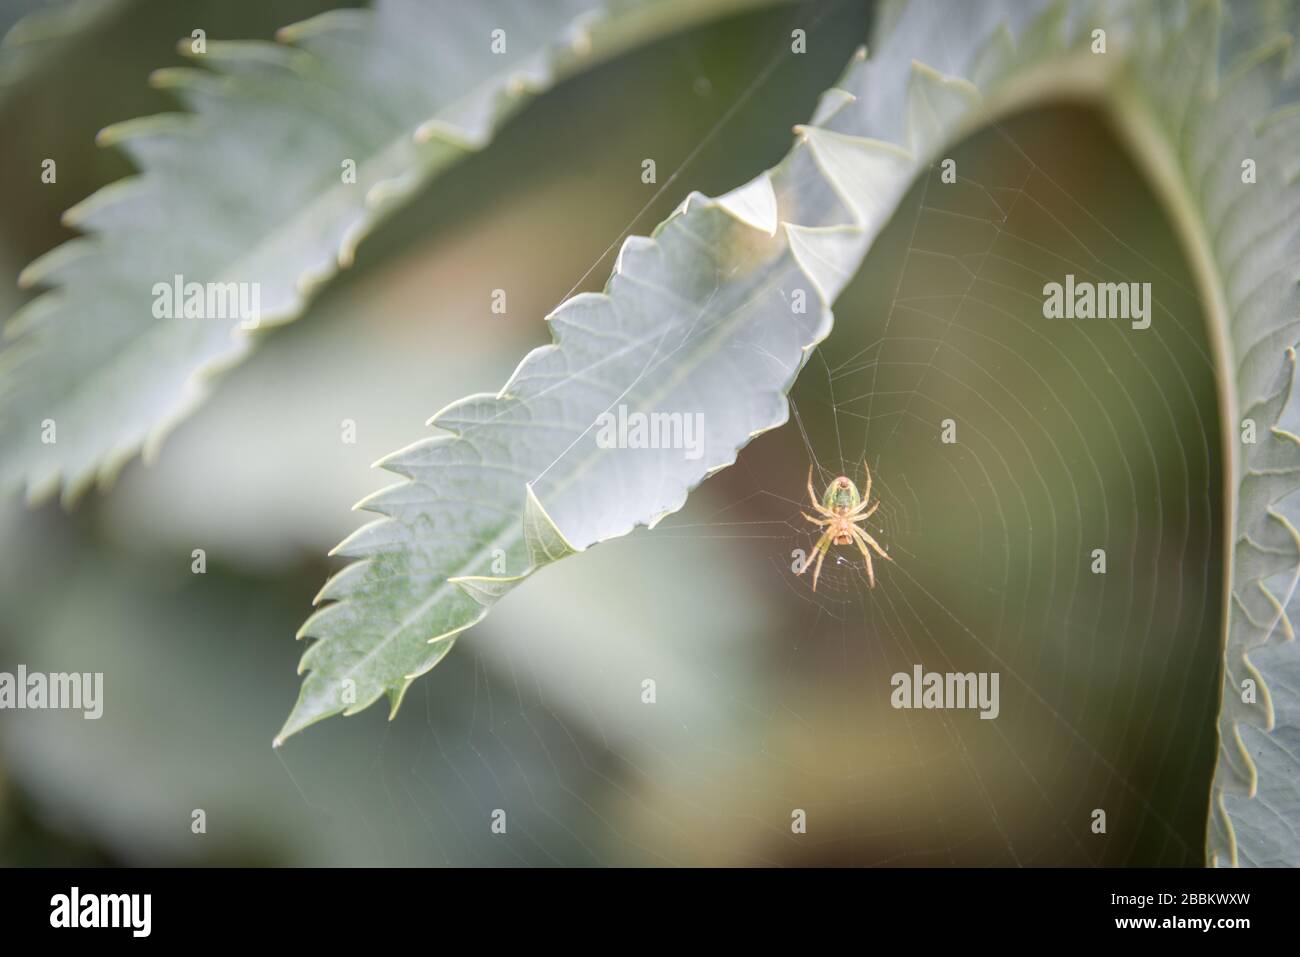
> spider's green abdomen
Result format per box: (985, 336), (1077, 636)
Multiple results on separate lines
(823, 477), (861, 513)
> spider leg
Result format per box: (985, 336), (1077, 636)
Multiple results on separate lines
(806, 465), (829, 514)
(848, 525), (876, 588)
(795, 529), (831, 575)
(802, 511), (832, 526)
(850, 502), (879, 523)
(854, 524), (892, 562)
(862, 459), (873, 506)
(795, 528), (832, 591)
(811, 540), (829, 592)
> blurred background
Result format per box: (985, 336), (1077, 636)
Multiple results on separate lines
(0, 0), (1221, 865)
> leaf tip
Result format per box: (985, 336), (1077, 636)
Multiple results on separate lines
(386, 682), (409, 720)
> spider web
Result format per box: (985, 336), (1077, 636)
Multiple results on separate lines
(266, 103), (1224, 868)
(0, 1), (1233, 870)
(628, 106), (1221, 865)
(259, 15), (1222, 867)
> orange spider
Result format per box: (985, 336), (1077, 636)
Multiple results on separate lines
(797, 462), (892, 591)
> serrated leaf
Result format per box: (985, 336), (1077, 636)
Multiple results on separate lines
(279, 13), (991, 739)
(1125, 1), (1300, 868)
(288, 0), (1300, 867)
(0, 0), (779, 505)
(0, 0), (134, 94)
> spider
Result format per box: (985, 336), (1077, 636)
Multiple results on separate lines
(797, 462), (892, 592)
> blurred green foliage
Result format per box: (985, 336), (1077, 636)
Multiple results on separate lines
(0, 1), (1218, 864)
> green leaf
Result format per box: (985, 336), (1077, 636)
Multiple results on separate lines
(1109, 0), (1300, 869)
(0, 0), (133, 95)
(1056, 0), (1300, 869)
(0, 0), (779, 506)
(279, 2), (1051, 741)
(277, 23), (942, 741)
(287, 0), (1300, 867)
